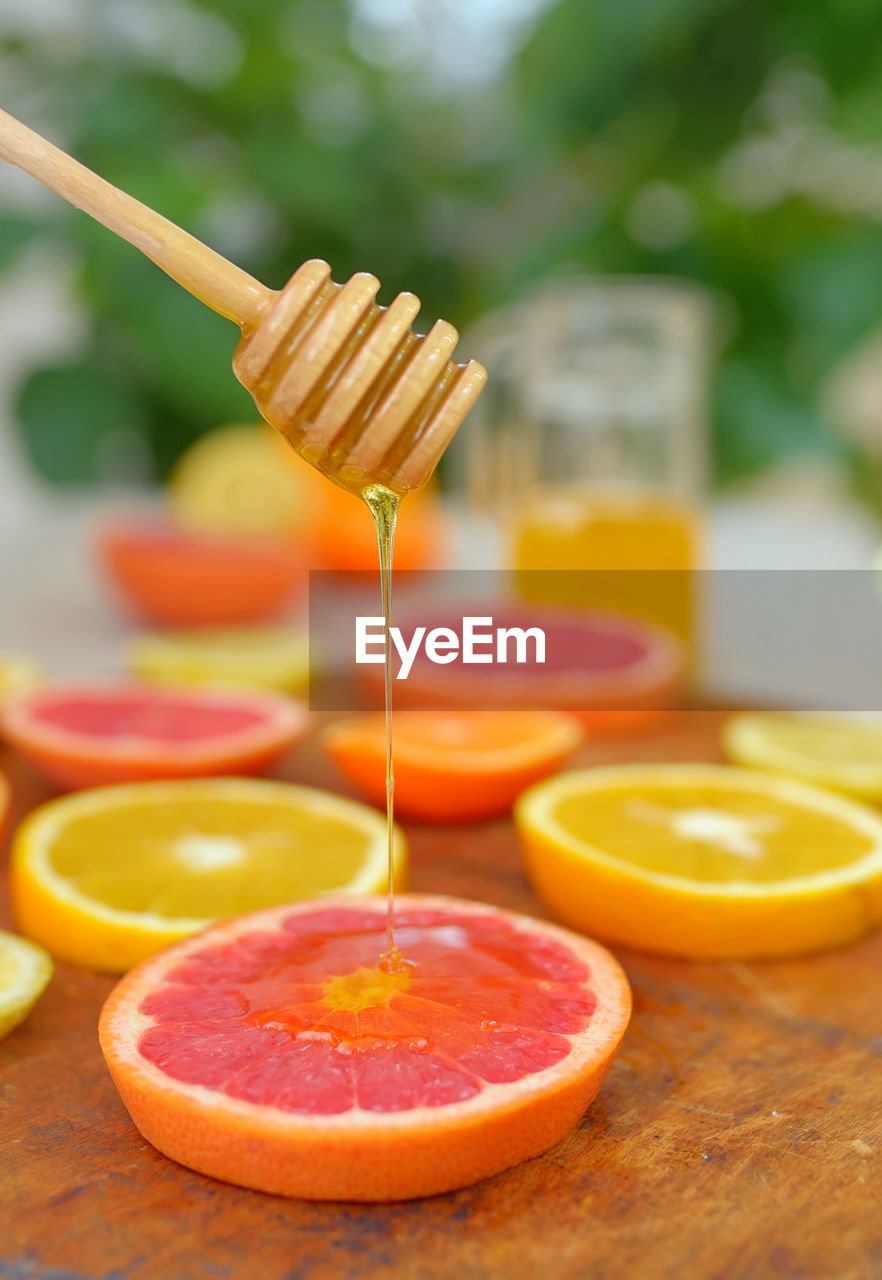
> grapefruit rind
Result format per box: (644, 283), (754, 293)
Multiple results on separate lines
(99, 895), (631, 1201)
(11, 779), (407, 972)
(516, 763), (882, 959)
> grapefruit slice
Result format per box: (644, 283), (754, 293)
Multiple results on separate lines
(323, 710), (584, 822)
(99, 894), (631, 1200)
(12, 778), (406, 971)
(0, 929), (53, 1040)
(127, 626), (311, 695)
(1, 683), (307, 789)
(516, 764), (882, 959)
(96, 515), (306, 626)
(359, 604), (683, 734)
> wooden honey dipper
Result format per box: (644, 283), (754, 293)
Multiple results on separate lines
(0, 107), (486, 494)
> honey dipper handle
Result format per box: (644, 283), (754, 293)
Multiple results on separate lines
(0, 107), (272, 329)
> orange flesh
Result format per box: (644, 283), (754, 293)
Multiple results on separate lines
(351, 711), (579, 755)
(138, 904), (597, 1114)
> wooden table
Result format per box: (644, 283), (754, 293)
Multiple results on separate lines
(2, 710), (880, 1280)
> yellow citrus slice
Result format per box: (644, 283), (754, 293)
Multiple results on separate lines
(11, 778), (407, 973)
(515, 764), (882, 959)
(169, 423), (311, 536)
(0, 652), (43, 710)
(127, 626), (311, 694)
(724, 713), (882, 800)
(0, 929), (52, 1040)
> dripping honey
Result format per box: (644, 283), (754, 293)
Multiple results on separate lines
(360, 482), (407, 970)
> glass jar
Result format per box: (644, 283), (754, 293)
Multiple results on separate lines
(465, 276), (712, 665)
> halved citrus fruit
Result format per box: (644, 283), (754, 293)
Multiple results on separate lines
(169, 423), (317, 537)
(0, 929), (53, 1040)
(309, 479), (446, 574)
(724, 712), (882, 801)
(515, 764), (882, 959)
(2, 683), (307, 790)
(12, 778), (407, 972)
(358, 604), (682, 734)
(169, 422), (445, 572)
(323, 710), (584, 822)
(0, 652), (43, 710)
(98, 894), (631, 1200)
(127, 626), (311, 694)
(96, 515), (306, 626)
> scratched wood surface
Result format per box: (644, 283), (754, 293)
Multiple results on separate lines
(1, 709), (880, 1280)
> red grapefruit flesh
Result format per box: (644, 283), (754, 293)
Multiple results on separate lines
(96, 516), (306, 626)
(99, 895), (631, 1200)
(2, 683), (307, 790)
(360, 604), (684, 734)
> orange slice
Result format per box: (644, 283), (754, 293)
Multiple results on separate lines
(99, 894), (631, 1200)
(515, 764), (882, 959)
(12, 778), (405, 971)
(324, 710), (584, 822)
(2, 683), (306, 789)
(96, 515), (306, 626)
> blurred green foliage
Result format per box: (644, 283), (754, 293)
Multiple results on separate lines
(3, 0), (882, 489)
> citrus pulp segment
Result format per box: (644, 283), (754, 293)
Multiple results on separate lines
(323, 710), (584, 821)
(515, 764), (882, 959)
(724, 713), (882, 801)
(1, 683), (307, 789)
(127, 627), (310, 694)
(11, 778), (407, 972)
(98, 895), (631, 1200)
(0, 929), (53, 1040)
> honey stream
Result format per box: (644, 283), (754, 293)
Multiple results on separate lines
(360, 483), (407, 973)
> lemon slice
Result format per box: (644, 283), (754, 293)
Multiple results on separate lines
(169, 423), (311, 536)
(515, 763), (882, 959)
(127, 626), (311, 693)
(724, 713), (882, 800)
(0, 652), (43, 710)
(12, 778), (407, 972)
(0, 929), (53, 1039)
